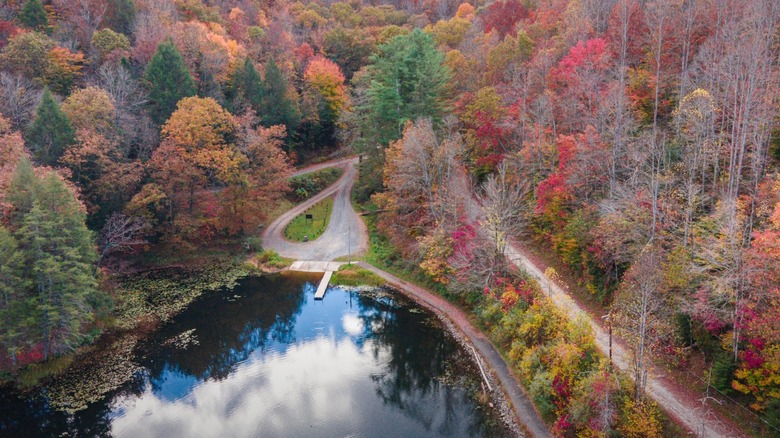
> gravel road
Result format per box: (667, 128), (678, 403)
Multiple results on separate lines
(262, 157), (368, 261)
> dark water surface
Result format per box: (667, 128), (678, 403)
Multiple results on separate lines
(1, 273), (508, 437)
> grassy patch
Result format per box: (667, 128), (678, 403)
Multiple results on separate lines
(331, 264), (385, 287)
(284, 197), (333, 242)
(249, 249), (291, 271)
(288, 167), (344, 202)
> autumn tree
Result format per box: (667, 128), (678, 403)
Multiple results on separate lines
(221, 122), (293, 234)
(26, 87), (75, 166)
(302, 56), (346, 147)
(91, 28), (130, 64)
(481, 0), (529, 39)
(148, 97), (242, 240)
(0, 31), (54, 81)
(144, 39), (196, 126)
(61, 86), (117, 136)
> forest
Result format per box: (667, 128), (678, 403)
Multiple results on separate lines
(0, 0), (778, 436)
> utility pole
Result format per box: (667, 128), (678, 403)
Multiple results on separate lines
(602, 313), (613, 370)
(347, 225), (351, 264)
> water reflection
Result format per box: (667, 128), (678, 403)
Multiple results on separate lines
(1, 274), (507, 437)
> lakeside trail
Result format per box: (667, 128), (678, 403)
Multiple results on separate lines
(357, 262), (551, 438)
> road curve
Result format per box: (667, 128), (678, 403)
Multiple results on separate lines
(263, 157), (368, 261)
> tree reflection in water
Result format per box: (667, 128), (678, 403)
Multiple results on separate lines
(354, 290), (505, 437)
(0, 274), (508, 437)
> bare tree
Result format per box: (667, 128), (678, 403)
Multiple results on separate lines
(92, 64), (151, 158)
(614, 248), (670, 399)
(97, 213), (149, 265)
(675, 88), (717, 249)
(0, 72), (41, 131)
(478, 162), (529, 277)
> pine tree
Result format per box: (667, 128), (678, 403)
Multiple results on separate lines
(18, 0), (48, 32)
(25, 87), (75, 166)
(367, 29), (450, 145)
(261, 57), (301, 132)
(15, 171), (98, 359)
(0, 225), (29, 369)
(228, 57), (265, 114)
(6, 157), (36, 225)
(144, 39), (196, 126)
(106, 0), (136, 36)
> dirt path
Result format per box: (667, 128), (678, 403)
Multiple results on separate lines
(291, 156), (357, 177)
(357, 262), (551, 438)
(263, 157), (368, 261)
(504, 242), (743, 438)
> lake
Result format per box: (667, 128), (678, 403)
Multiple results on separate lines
(0, 273), (510, 437)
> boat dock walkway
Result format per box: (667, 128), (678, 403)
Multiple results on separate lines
(288, 261), (346, 300)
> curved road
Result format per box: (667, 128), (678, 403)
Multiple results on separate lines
(263, 157), (368, 261)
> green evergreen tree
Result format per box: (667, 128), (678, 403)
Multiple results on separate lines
(26, 87), (75, 166)
(228, 57), (265, 114)
(6, 157), (37, 225)
(15, 170), (98, 360)
(18, 0), (48, 32)
(0, 225), (30, 369)
(106, 0), (136, 36)
(144, 39), (196, 125)
(366, 29), (450, 145)
(261, 57), (301, 132)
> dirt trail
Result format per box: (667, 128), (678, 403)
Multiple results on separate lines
(504, 242), (743, 438)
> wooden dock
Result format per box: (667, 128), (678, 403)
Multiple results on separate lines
(288, 261), (347, 300)
(314, 270), (334, 300)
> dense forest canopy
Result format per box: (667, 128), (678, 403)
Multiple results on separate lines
(0, 0), (778, 435)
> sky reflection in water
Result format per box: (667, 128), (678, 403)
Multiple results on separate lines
(2, 273), (505, 437)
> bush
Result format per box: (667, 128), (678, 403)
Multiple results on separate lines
(763, 398), (780, 431)
(243, 235), (263, 252)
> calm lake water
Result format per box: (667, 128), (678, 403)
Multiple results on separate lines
(1, 273), (509, 437)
